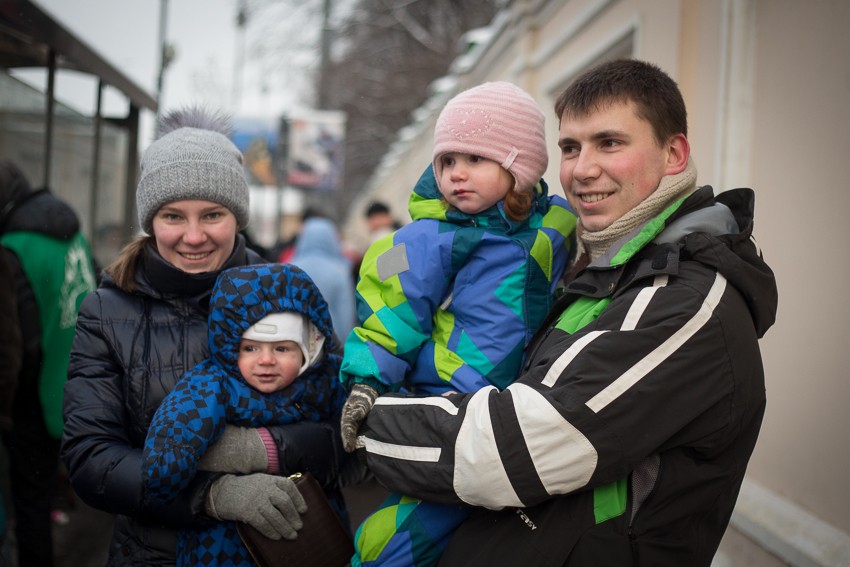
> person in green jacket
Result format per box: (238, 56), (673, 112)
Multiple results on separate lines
(0, 159), (96, 567)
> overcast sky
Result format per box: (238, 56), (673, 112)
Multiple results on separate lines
(23, 0), (304, 145)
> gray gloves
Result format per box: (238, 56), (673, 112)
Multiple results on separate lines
(199, 426), (268, 474)
(340, 383), (379, 452)
(206, 473), (307, 540)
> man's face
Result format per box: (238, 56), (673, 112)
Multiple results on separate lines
(558, 100), (675, 232)
(367, 212), (394, 233)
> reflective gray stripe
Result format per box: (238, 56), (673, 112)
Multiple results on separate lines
(586, 273), (727, 413)
(377, 242), (409, 282)
(358, 436), (441, 462)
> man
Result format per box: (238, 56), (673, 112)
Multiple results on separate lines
(0, 160), (96, 566)
(364, 200), (400, 242)
(348, 59), (778, 566)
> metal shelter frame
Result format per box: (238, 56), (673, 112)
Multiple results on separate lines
(0, 0), (157, 242)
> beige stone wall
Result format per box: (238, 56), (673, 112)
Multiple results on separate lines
(740, 0), (850, 536)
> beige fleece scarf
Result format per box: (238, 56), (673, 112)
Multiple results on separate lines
(578, 158), (698, 262)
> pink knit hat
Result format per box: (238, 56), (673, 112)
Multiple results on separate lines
(432, 81), (548, 194)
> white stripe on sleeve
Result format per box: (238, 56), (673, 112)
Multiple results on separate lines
(453, 387), (521, 509)
(373, 395), (460, 415)
(621, 274), (668, 331)
(509, 383), (597, 495)
(357, 436), (442, 462)
(586, 273), (727, 413)
(542, 330), (608, 387)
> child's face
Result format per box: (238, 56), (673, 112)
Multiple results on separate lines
(437, 153), (514, 215)
(237, 339), (305, 394)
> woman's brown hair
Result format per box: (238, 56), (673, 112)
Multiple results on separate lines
(103, 235), (152, 292)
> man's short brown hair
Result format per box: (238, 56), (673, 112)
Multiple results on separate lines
(554, 59), (687, 145)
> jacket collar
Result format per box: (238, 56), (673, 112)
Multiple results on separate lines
(407, 164), (552, 234)
(139, 234), (249, 300)
(565, 186), (733, 298)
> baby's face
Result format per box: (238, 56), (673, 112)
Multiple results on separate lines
(437, 152), (513, 214)
(237, 339), (304, 394)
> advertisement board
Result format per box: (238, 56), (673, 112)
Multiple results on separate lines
(284, 109), (346, 192)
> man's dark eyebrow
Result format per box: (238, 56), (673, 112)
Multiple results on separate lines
(591, 129), (628, 141)
(559, 129), (629, 147)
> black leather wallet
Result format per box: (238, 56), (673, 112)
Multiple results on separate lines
(237, 472), (354, 567)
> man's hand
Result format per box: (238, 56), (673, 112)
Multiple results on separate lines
(340, 383), (379, 452)
(206, 473), (307, 540)
(199, 425), (267, 474)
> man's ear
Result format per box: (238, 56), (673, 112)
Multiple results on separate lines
(664, 134), (690, 175)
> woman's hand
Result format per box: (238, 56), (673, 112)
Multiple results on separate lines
(199, 426), (268, 473)
(206, 473), (306, 540)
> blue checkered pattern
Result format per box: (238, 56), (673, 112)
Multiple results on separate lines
(142, 263), (347, 566)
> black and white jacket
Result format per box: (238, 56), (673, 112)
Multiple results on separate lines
(355, 187), (778, 567)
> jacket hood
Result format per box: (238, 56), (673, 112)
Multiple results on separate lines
(207, 263), (336, 378)
(0, 160), (33, 227)
(574, 187), (776, 339)
(673, 187), (778, 338)
(407, 164), (553, 234)
(0, 160), (79, 238)
(2, 188), (80, 239)
(291, 217), (346, 261)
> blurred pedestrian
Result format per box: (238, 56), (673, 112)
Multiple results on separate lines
(290, 217), (357, 341)
(0, 159), (97, 567)
(0, 243), (21, 441)
(0, 242), (22, 565)
(364, 201), (400, 244)
(60, 106), (348, 566)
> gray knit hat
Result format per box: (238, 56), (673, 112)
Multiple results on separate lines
(136, 107), (249, 234)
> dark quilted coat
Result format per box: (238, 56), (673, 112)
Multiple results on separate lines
(143, 263), (347, 566)
(61, 240), (348, 566)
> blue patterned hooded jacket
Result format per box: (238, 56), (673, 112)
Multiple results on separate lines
(340, 166), (576, 395)
(142, 263), (347, 566)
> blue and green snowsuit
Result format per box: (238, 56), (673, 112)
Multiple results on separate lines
(143, 263), (348, 566)
(341, 166), (576, 566)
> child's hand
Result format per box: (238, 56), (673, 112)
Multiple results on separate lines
(340, 383), (379, 452)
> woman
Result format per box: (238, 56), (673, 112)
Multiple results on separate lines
(60, 107), (348, 566)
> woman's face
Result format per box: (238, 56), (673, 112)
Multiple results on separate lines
(151, 199), (237, 273)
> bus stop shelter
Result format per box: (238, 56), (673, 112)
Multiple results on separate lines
(0, 0), (157, 244)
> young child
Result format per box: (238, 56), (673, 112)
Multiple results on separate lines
(339, 81), (577, 566)
(142, 262), (348, 566)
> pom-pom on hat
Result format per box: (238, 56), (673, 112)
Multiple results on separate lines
(136, 106), (249, 234)
(432, 81), (548, 194)
(242, 311), (325, 375)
